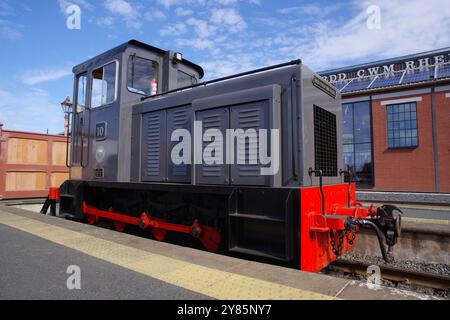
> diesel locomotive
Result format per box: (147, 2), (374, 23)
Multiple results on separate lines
(45, 40), (402, 272)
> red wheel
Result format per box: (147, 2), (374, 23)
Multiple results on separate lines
(114, 221), (127, 232)
(199, 225), (222, 253)
(151, 228), (167, 241)
(86, 214), (97, 225)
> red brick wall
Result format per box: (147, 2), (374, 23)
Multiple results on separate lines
(372, 93), (436, 192)
(436, 91), (450, 193)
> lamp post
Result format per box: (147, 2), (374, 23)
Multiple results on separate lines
(60, 96), (73, 136)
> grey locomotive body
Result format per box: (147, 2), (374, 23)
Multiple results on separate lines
(57, 40), (401, 270)
(69, 40), (343, 189)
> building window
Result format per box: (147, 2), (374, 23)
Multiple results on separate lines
(127, 56), (158, 95)
(387, 102), (418, 148)
(342, 101), (374, 187)
(91, 61), (118, 108)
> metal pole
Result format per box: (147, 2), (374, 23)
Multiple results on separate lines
(64, 114), (69, 136)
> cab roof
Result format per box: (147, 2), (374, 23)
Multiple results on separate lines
(72, 39), (204, 78)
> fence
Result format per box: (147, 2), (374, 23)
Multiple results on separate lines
(0, 124), (70, 200)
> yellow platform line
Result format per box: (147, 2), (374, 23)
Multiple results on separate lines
(0, 212), (335, 300)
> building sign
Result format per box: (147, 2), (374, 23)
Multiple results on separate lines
(321, 51), (450, 84)
(312, 75), (337, 98)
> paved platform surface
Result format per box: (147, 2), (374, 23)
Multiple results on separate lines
(0, 224), (208, 300)
(0, 206), (438, 300)
(357, 191), (450, 205)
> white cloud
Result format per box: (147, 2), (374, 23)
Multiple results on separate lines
(180, 7), (247, 42)
(186, 17), (217, 38)
(173, 0), (450, 81)
(213, 0), (238, 5)
(19, 67), (72, 86)
(0, 1), (14, 16)
(104, 0), (133, 16)
(199, 52), (258, 79)
(175, 7), (193, 17)
(31, 88), (49, 97)
(210, 8), (247, 32)
(95, 16), (115, 27)
(157, 0), (181, 8)
(277, 4), (341, 17)
(213, 0), (260, 5)
(0, 19), (22, 40)
(158, 0), (259, 8)
(176, 38), (216, 50)
(0, 2), (22, 40)
(216, 0), (450, 73)
(293, 0), (450, 70)
(160, 23), (186, 36)
(103, 0), (141, 28)
(145, 9), (166, 21)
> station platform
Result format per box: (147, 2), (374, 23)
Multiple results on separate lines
(0, 205), (439, 300)
(357, 191), (450, 205)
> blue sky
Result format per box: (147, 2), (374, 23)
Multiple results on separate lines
(0, 0), (449, 134)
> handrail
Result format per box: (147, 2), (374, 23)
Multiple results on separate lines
(80, 107), (91, 168)
(65, 113), (72, 168)
(141, 59), (302, 102)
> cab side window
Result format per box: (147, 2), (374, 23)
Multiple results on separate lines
(127, 56), (158, 95)
(76, 74), (87, 113)
(72, 73), (87, 164)
(91, 61), (118, 108)
(177, 70), (197, 87)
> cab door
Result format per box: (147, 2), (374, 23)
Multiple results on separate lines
(70, 73), (88, 178)
(85, 59), (120, 181)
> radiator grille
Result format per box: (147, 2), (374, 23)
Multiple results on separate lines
(313, 105), (338, 177)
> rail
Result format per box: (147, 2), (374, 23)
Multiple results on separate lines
(331, 259), (450, 290)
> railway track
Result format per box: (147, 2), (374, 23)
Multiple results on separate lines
(331, 259), (450, 290)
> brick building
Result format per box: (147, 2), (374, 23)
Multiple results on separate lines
(320, 47), (450, 193)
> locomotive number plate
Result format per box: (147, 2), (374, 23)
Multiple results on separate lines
(95, 122), (107, 141)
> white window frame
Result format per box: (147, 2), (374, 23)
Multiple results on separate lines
(90, 60), (119, 108)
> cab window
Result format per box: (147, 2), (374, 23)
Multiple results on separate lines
(177, 70), (197, 87)
(76, 74), (87, 113)
(127, 56), (158, 95)
(91, 61), (118, 108)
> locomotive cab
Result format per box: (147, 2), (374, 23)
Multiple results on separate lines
(69, 40), (204, 181)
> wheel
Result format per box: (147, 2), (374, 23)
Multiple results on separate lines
(114, 221), (127, 232)
(199, 225), (222, 253)
(86, 214), (97, 225)
(151, 228), (167, 241)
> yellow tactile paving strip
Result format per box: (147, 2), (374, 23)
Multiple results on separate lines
(0, 212), (336, 300)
